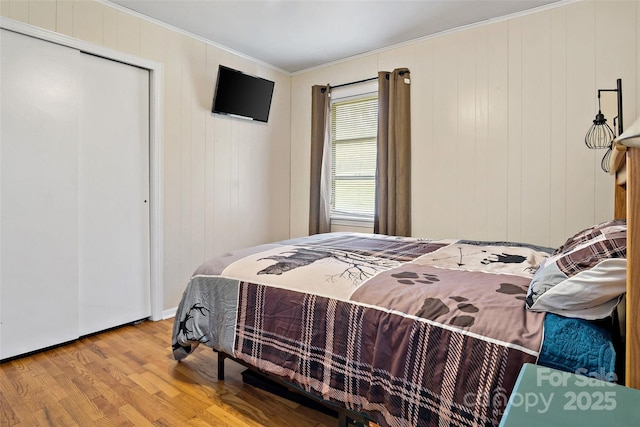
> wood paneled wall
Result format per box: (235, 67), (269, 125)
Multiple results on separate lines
(1, 0), (292, 313)
(291, 0), (640, 248)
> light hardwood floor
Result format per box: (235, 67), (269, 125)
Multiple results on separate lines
(0, 319), (337, 426)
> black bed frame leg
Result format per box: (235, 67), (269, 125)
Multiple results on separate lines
(217, 352), (226, 381)
(338, 411), (348, 427)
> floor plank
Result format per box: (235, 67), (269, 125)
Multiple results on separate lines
(0, 319), (337, 427)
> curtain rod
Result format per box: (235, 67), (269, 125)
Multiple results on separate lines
(330, 76), (378, 90)
(329, 70), (409, 90)
(322, 70), (409, 92)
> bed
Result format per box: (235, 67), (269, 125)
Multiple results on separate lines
(171, 122), (640, 426)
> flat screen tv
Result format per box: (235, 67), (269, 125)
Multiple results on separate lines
(212, 65), (275, 123)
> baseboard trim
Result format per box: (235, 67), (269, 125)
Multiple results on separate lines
(162, 307), (177, 320)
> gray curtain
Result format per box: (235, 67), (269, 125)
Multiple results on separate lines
(374, 68), (411, 236)
(309, 85), (332, 235)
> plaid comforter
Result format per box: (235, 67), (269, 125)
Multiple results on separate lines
(172, 233), (549, 426)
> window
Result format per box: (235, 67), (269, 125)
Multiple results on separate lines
(330, 93), (378, 222)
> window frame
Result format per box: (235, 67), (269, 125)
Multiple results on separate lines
(329, 82), (378, 227)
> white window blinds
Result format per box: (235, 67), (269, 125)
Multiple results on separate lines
(330, 95), (378, 220)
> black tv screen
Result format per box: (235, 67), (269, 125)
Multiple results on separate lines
(212, 65), (275, 123)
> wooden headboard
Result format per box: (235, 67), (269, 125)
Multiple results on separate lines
(613, 143), (639, 389)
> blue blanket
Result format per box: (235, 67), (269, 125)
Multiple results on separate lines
(538, 313), (616, 381)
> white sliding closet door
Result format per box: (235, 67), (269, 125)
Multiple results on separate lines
(0, 29), (80, 359)
(0, 28), (151, 359)
(78, 54), (150, 336)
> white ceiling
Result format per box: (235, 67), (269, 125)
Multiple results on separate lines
(109, 0), (563, 73)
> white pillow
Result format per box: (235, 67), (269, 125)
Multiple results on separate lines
(525, 220), (626, 320)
